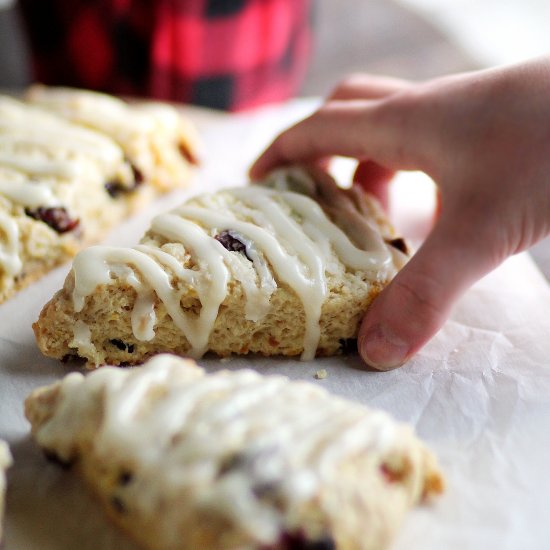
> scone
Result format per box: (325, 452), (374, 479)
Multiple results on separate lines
(0, 440), (12, 543)
(34, 167), (409, 366)
(25, 354), (443, 550)
(26, 85), (198, 192)
(0, 94), (196, 303)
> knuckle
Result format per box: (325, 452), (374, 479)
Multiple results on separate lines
(330, 73), (366, 97)
(369, 88), (435, 170)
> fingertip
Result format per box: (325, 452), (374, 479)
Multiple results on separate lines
(356, 220), (490, 371)
(249, 152), (274, 180)
(358, 322), (411, 371)
(250, 131), (291, 180)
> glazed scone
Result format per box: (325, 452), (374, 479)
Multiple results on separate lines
(0, 94), (196, 303)
(0, 440), (12, 543)
(25, 354), (443, 550)
(26, 85), (198, 192)
(34, 167), (409, 366)
(0, 95), (136, 303)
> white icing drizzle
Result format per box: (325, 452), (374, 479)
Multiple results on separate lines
(72, 241), (228, 357)
(221, 231), (277, 322)
(0, 132), (120, 168)
(26, 86), (155, 135)
(176, 203), (327, 359)
(0, 180), (59, 208)
(70, 171), (401, 360)
(30, 357), (405, 545)
(0, 96), (125, 169)
(69, 320), (97, 357)
(0, 212), (22, 276)
(281, 192), (391, 269)
(132, 289), (157, 342)
(0, 153), (80, 179)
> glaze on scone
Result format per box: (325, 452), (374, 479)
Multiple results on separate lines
(26, 85), (198, 192)
(34, 167), (409, 366)
(0, 440), (12, 543)
(0, 92), (196, 303)
(25, 354), (443, 550)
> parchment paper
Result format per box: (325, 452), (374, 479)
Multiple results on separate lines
(1, 100), (550, 550)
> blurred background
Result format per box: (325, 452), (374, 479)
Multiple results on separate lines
(303, 0), (550, 94)
(1, 0), (549, 93)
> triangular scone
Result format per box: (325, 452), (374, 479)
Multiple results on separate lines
(0, 440), (11, 544)
(34, 167), (409, 366)
(26, 85), (198, 192)
(0, 92), (197, 303)
(25, 354), (443, 550)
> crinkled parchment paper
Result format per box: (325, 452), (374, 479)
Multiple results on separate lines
(1, 100), (549, 549)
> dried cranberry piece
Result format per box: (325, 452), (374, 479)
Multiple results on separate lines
(43, 449), (73, 470)
(118, 470), (134, 486)
(109, 339), (135, 353)
(178, 142), (199, 165)
(277, 532), (336, 550)
(386, 237), (408, 255)
(218, 452), (249, 476)
(105, 160), (144, 198)
(338, 338), (357, 354)
(215, 231), (252, 261)
(130, 162), (144, 186)
(104, 181), (127, 198)
(25, 207), (79, 233)
(60, 354), (86, 367)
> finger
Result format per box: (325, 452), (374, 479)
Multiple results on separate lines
(357, 216), (499, 370)
(353, 161), (395, 210)
(434, 189), (442, 220)
(329, 74), (411, 101)
(250, 99), (424, 179)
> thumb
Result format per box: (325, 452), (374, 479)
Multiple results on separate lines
(358, 218), (497, 370)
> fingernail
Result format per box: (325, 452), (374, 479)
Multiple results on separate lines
(359, 324), (410, 371)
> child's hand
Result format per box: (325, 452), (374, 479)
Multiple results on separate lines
(251, 58), (550, 369)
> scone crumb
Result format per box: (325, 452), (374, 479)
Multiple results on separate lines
(314, 369), (328, 380)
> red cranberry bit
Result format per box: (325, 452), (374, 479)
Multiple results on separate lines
(105, 160), (144, 198)
(380, 462), (405, 483)
(25, 207), (80, 233)
(104, 180), (127, 198)
(178, 142), (199, 165)
(218, 452), (249, 476)
(275, 532), (336, 550)
(130, 162), (144, 186)
(117, 470), (134, 486)
(215, 231), (252, 261)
